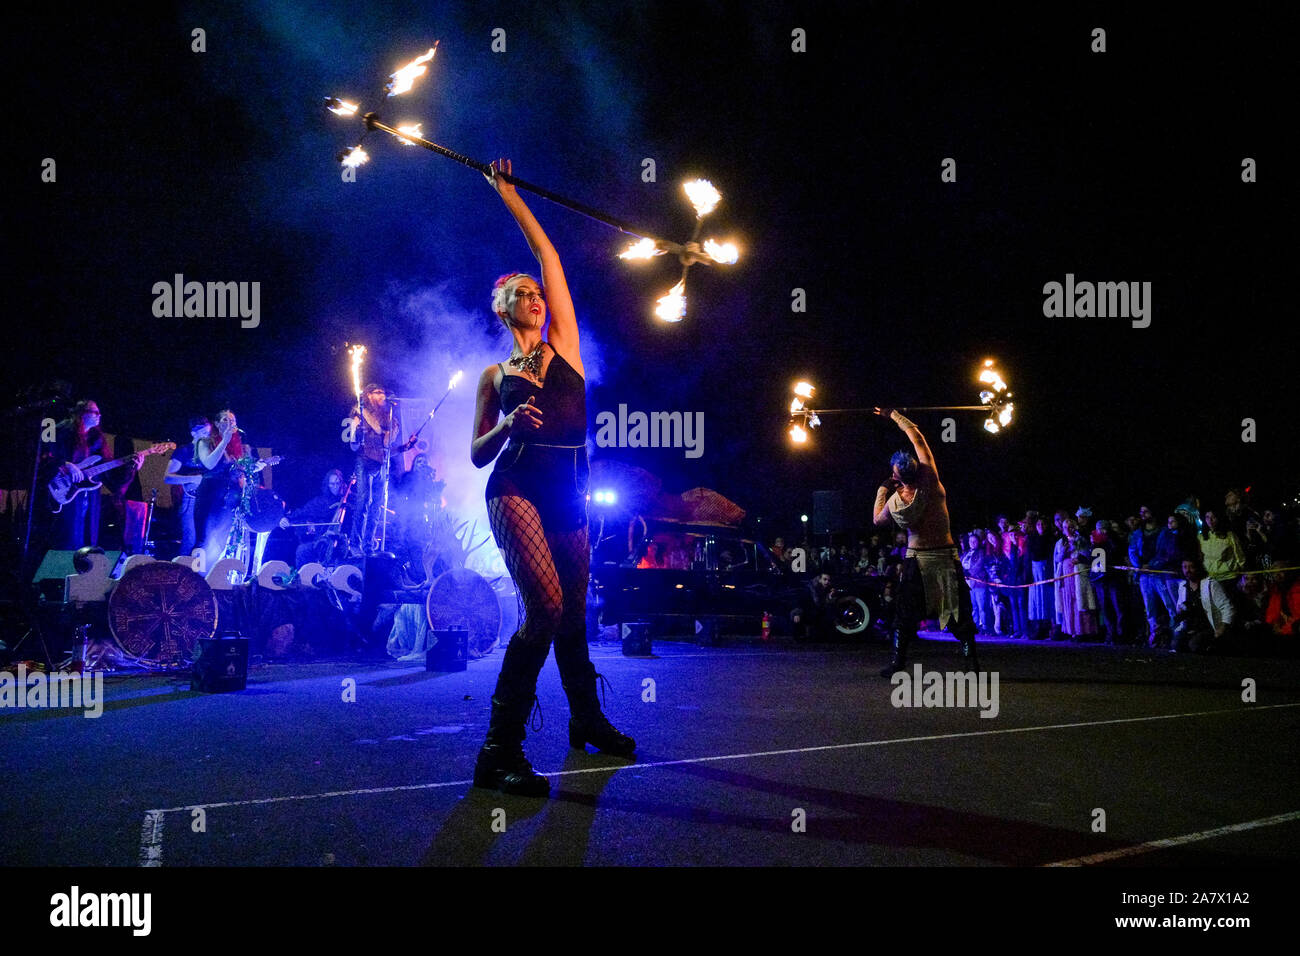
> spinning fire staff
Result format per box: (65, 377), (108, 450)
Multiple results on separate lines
(786, 359), (1015, 445)
(616, 179), (741, 322)
(326, 45), (740, 319)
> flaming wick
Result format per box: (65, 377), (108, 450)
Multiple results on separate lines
(349, 344), (367, 412)
(386, 45), (439, 97)
(409, 370), (465, 445)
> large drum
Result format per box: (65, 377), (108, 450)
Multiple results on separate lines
(108, 562), (218, 662)
(426, 568), (502, 660)
(245, 488), (286, 533)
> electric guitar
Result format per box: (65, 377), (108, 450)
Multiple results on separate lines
(48, 442), (176, 513)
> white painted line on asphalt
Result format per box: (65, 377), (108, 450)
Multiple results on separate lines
(1043, 810), (1300, 866)
(138, 701), (1300, 865)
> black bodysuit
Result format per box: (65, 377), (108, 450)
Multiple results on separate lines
(485, 344), (589, 531)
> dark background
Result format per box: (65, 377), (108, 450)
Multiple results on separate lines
(4, 1), (1293, 543)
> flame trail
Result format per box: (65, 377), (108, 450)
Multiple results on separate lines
(386, 44), (439, 97)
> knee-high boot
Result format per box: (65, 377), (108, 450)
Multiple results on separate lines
(879, 627), (912, 678)
(473, 640), (551, 796)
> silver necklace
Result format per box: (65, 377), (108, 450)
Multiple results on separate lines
(507, 342), (546, 379)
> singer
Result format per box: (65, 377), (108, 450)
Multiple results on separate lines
(348, 384), (415, 556)
(469, 158), (634, 797)
(195, 408), (265, 567)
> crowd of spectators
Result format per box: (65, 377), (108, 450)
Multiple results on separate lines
(771, 488), (1300, 654)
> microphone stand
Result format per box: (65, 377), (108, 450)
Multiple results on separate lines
(379, 443), (391, 553)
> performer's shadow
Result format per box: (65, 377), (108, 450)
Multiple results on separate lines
(515, 750), (622, 866)
(417, 752), (623, 866)
(418, 785), (547, 866)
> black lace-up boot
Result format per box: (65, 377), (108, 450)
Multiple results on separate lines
(564, 661), (635, 756)
(474, 641), (551, 796)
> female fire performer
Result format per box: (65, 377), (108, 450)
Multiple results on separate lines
(470, 158), (634, 797)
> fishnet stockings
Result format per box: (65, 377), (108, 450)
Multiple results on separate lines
(487, 495), (590, 682)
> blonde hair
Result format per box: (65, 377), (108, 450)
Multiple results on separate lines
(491, 272), (540, 323)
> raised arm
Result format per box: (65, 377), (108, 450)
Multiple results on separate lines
(875, 407), (936, 475)
(198, 422), (233, 470)
(485, 159), (582, 376)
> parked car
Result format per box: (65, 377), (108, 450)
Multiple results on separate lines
(589, 519), (886, 638)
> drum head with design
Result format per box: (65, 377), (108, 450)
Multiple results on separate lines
(109, 562), (218, 662)
(426, 568), (501, 660)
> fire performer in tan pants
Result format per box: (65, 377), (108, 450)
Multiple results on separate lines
(871, 408), (979, 677)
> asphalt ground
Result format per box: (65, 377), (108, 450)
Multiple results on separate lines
(4, 630), (1298, 875)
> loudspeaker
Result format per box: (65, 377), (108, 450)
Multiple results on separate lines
(621, 621), (652, 656)
(426, 627), (468, 671)
(812, 490), (843, 535)
(31, 549), (123, 600)
(192, 635), (249, 692)
(33, 549), (78, 583)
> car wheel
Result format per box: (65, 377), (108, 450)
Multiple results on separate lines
(834, 596), (871, 636)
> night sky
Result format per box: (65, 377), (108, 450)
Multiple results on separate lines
(5, 2), (1293, 543)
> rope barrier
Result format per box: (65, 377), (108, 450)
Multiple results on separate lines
(964, 564), (1300, 590)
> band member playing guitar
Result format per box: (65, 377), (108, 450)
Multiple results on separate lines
(41, 399), (148, 550)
